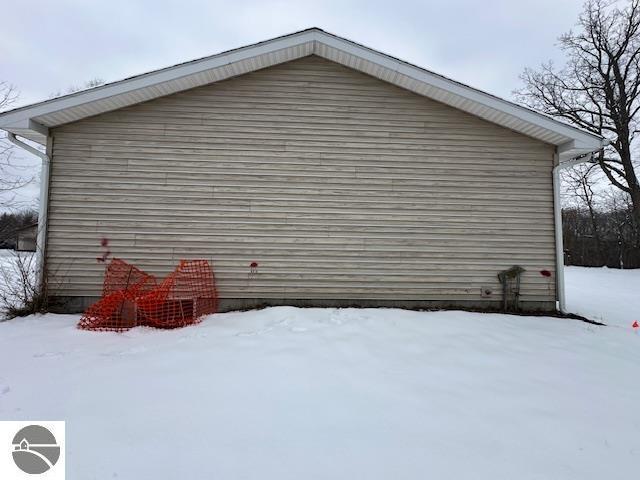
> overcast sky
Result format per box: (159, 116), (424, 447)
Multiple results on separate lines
(1, 0), (588, 210)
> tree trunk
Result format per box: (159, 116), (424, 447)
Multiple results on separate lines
(587, 202), (604, 264)
(629, 183), (640, 227)
(618, 137), (640, 227)
(580, 177), (604, 264)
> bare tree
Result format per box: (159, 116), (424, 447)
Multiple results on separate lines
(0, 82), (34, 209)
(563, 191), (640, 268)
(516, 0), (640, 225)
(562, 163), (605, 263)
(602, 188), (640, 266)
(49, 77), (105, 99)
(2, 77), (105, 209)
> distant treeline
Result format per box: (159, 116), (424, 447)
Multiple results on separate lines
(563, 205), (640, 269)
(0, 210), (38, 249)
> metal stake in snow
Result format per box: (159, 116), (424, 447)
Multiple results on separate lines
(248, 261), (259, 280)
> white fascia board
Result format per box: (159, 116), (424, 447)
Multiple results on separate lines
(558, 140), (608, 162)
(557, 140), (578, 155)
(0, 30), (317, 131)
(28, 119), (49, 137)
(313, 31), (603, 151)
(0, 27), (605, 155)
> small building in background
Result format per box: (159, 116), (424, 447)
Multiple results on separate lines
(15, 223), (37, 252)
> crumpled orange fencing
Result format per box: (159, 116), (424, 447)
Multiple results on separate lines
(78, 258), (218, 332)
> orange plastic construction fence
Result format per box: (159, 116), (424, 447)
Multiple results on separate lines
(78, 258), (217, 332)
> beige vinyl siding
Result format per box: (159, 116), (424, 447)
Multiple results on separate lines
(47, 55), (557, 303)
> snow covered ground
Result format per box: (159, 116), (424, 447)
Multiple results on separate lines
(566, 266), (640, 328)
(0, 266), (638, 479)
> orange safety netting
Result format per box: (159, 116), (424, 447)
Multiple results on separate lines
(78, 258), (217, 332)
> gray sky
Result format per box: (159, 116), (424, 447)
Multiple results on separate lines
(1, 0), (587, 209)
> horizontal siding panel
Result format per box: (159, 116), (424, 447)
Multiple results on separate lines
(46, 246), (556, 258)
(47, 249), (554, 265)
(51, 145), (552, 162)
(47, 168), (550, 184)
(46, 218), (554, 231)
(48, 179), (554, 197)
(53, 133), (552, 152)
(46, 198), (553, 216)
(50, 149), (552, 170)
(48, 56), (556, 303)
(46, 192), (554, 208)
(50, 267), (556, 283)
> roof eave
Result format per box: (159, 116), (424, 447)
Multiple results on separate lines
(0, 28), (605, 155)
(557, 138), (608, 162)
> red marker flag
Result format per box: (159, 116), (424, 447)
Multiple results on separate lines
(633, 321), (639, 329)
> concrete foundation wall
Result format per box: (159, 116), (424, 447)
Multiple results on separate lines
(50, 296), (556, 315)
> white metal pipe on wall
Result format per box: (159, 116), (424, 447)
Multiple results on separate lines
(7, 132), (51, 291)
(552, 152), (600, 313)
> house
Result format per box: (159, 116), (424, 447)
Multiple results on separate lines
(15, 223), (38, 252)
(0, 28), (605, 313)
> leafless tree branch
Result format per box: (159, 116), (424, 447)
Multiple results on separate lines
(0, 82), (36, 209)
(516, 0), (640, 225)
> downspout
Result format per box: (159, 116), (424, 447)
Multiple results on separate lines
(552, 150), (601, 313)
(7, 132), (51, 292)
